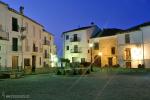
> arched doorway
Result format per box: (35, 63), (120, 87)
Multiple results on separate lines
(94, 55), (101, 67)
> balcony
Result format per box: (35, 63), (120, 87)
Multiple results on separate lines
(0, 30), (9, 40)
(44, 53), (49, 58)
(70, 48), (82, 53)
(70, 37), (80, 42)
(43, 40), (50, 45)
(33, 47), (38, 52)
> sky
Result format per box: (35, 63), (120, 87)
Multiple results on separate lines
(1, 0), (150, 57)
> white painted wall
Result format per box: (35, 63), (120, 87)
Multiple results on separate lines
(117, 26), (150, 68)
(63, 28), (93, 62)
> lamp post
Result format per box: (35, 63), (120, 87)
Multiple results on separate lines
(89, 43), (93, 71)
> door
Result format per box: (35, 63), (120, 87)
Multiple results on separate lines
(126, 62), (131, 68)
(12, 56), (18, 69)
(94, 55), (101, 67)
(108, 57), (113, 66)
(32, 56), (36, 72)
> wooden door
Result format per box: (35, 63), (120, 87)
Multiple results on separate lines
(12, 56), (18, 69)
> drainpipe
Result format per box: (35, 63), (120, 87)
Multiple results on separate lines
(140, 28), (145, 67)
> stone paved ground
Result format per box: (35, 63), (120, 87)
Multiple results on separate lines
(0, 72), (150, 100)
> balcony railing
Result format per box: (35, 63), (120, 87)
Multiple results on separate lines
(44, 53), (49, 58)
(70, 48), (82, 53)
(43, 40), (50, 45)
(33, 47), (38, 52)
(0, 30), (9, 40)
(70, 37), (80, 42)
(12, 45), (22, 52)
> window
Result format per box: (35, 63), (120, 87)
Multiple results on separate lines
(94, 42), (99, 50)
(88, 50), (90, 53)
(66, 46), (69, 50)
(74, 45), (78, 51)
(0, 46), (1, 51)
(12, 17), (18, 32)
(125, 34), (130, 44)
(24, 59), (30, 66)
(73, 34), (78, 41)
(12, 38), (18, 51)
(66, 35), (69, 40)
(111, 47), (115, 55)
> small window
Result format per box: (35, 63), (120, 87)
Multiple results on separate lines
(12, 17), (18, 32)
(111, 47), (115, 55)
(94, 42), (99, 50)
(0, 46), (1, 51)
(88, 50), (90, 53)
(66, 35), (69, 40)
(66, 46), (69, 50)
(125, 34), (130, 44)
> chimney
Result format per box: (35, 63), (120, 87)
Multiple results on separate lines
(91, 22), (94, 26)
(20, 6), (24, 15)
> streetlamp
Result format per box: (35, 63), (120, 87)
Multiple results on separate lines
(89, 43), (93, 71)
(98, 52), (102, 56)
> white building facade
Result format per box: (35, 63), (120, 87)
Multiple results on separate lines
(63, 25), (99, 63)
(0, 1), (56, 72)
(117, 22), (150, 68)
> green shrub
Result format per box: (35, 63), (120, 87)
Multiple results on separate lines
(56, 70), (62, 75)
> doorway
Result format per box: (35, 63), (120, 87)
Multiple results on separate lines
(94, 55), (101, 67)
(12, 56), (18, 69)
(108, 57), (113, 66)
(32, 56), (36, 72)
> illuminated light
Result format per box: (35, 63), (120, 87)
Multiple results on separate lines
(98, 52), (102, 56)
(89, 43), (93, 48)
(51, 62), (54, 67)
(131, 47), (142, 60)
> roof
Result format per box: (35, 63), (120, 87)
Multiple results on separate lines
(0, 1), (8, 6)
(124, 21), (150, 33)
(0, 1), (44, 27)
(8, 7), (44, 27)
(43, 29), (54, 36)
(63, 25), (94, 34)
(91, 28), (124, 38)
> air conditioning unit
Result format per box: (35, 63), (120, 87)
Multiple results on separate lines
(20, 26), (26, 32)
(20, 35), (26, 40)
